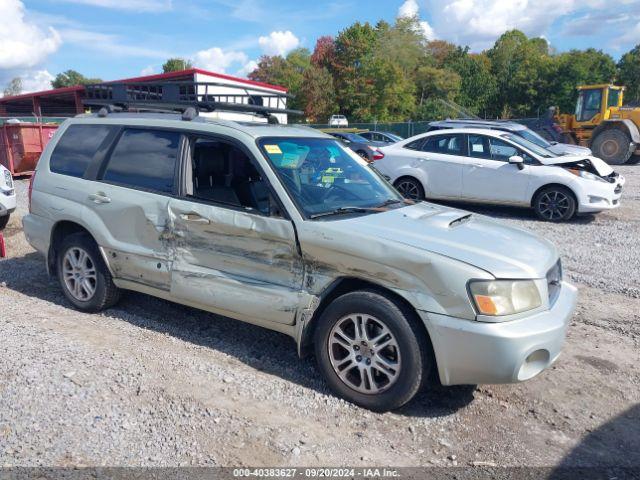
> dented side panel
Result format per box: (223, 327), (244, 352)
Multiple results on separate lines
(81, 180), (173, 290)
(167, 198), (306, 325)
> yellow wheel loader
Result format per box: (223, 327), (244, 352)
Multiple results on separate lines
(555, 84), (640, 164)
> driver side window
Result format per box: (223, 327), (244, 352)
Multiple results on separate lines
(186, 137), (279, 217)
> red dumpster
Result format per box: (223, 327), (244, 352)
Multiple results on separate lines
(0, 122), (58, 176)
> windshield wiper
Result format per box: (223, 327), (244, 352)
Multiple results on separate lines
(375, 198), (405, 208)
(309, 206), (375, 219)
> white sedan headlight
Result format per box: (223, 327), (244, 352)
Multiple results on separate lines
(469, 280), (542, 316)
(566, 168), (608, 183)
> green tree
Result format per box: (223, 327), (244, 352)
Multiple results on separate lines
(162, 58), (193, 73)
(444, 49), (497, 118)
(617, 45), (640, 103)
(248, 49), (311, 111)
(487, 30), (553, 117)
(52, 70), (102, 88)
(300, 66), (338, 123)
(3, 77), (22, 97)
(548, 49), (616, 113)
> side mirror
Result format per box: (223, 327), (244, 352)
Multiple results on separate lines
(509, 155), (525, 170)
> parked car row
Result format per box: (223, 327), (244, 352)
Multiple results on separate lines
(23, 108), (579, 412)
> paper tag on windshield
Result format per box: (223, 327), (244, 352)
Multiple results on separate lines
(264, 144), (282, 154)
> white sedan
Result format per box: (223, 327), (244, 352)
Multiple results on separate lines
(0, 164), (16, 230)
(374, 128), (625, 222)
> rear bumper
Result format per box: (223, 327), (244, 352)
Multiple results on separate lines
(22, 213), (53, 256)
(419, 281), (578, 386)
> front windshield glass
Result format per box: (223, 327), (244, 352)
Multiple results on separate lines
(518, 128), (551, 148)
(258, 137), (403, 218)
(500, 133), (557, 158)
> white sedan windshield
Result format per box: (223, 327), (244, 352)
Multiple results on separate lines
(501, 133), (557, 158)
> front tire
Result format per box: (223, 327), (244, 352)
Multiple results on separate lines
(314, 290), (431, 411)
(533, 186), (577, 222)
(0, 214), (9, 231)
(57, 233), (121, 312)
(591, 129), (632, 165)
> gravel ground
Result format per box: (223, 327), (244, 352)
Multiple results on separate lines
(0, 168), (639, 468)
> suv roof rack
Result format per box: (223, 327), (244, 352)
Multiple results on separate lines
(82, 81), (302, 123)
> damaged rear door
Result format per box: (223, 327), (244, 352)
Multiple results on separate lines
(167, 134), (305, 326)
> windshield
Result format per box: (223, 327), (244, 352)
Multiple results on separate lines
(500, 133), (557, 158)
(385, 133), (403, 142)
(258, 137), (403, 219)
(517, 128), (551, 148)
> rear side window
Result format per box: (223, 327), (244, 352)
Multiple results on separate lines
(50, 124), (114, 178)
(102, 129), (180, 194)
(422, 134), (465, 156)
(403, 138), (425, 150)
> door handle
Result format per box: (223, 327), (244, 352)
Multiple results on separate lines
(88, 192), (111, 204)
(180, 212), (210, 224)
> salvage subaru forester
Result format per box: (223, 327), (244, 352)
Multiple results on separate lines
(23, 112), (578, 411)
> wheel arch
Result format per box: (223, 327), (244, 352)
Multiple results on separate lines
(297, 276), (434, 363)
(591, 119), (640, 146)
(530, 183), (578, 208)
(48, 220), (98, 277)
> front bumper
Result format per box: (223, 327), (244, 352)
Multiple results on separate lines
(0, 188), (16, 215)
(419, 281), (578, 386)
(576, 175), (625, 213)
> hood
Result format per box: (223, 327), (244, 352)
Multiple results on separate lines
(339, 203), (558, 279)
(546, 142), (592, 156)
(539, 154), (614, 176)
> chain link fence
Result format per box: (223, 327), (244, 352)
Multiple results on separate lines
(303, 121), (435, 139)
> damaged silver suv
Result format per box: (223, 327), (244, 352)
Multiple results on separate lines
(24, 111), (578, 411)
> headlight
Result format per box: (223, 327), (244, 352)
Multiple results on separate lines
(566, 168), (608, 183)
(469, 280), (542, 316)
(3, 169), (11, 188)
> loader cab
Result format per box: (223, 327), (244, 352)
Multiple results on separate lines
(574, 85), (624, 124)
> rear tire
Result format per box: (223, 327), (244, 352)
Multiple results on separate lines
(0, 214), (9, 231)
(314, 290), (431, 411)
(394, 177), (425, 201)
(591, 129), (632, 165)
(56, 232), (121, 312)
(533, 186), (577, 222)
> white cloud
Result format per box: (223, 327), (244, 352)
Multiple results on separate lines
(397, 0), (436, 40)
(56, 0), (172, 12)
(258, 31), (300, 56)
(235, 60), (259, 78)
(193, 47), (249, 73)
(21, 70), (54, 93)
(0, 0), (62, 70)
(398, 0), (420, 18)
(140, 65), (156, 76)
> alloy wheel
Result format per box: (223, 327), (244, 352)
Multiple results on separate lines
(328, 314), (401, 395)
(395, 180), (421, 200)
(62, 247), (97, 301)
(538, 191), (570, 220)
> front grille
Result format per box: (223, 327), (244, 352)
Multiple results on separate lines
(547, 260), (562, 306)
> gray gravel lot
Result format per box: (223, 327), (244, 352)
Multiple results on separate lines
(0, 167), (639, 468)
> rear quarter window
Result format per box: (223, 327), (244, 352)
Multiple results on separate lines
(101, 128), (181, 194)
(49, 124), (115, 178)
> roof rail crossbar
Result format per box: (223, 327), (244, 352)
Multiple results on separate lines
(82, 81), (302, 120)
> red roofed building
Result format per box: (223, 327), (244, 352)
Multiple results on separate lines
(0, 68), (288, 122)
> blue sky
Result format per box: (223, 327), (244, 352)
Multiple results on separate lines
(1, 0), (640, 93)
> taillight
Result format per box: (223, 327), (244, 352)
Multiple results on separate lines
(372, 148), (385, 161)
(28, 171), (36, 213)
